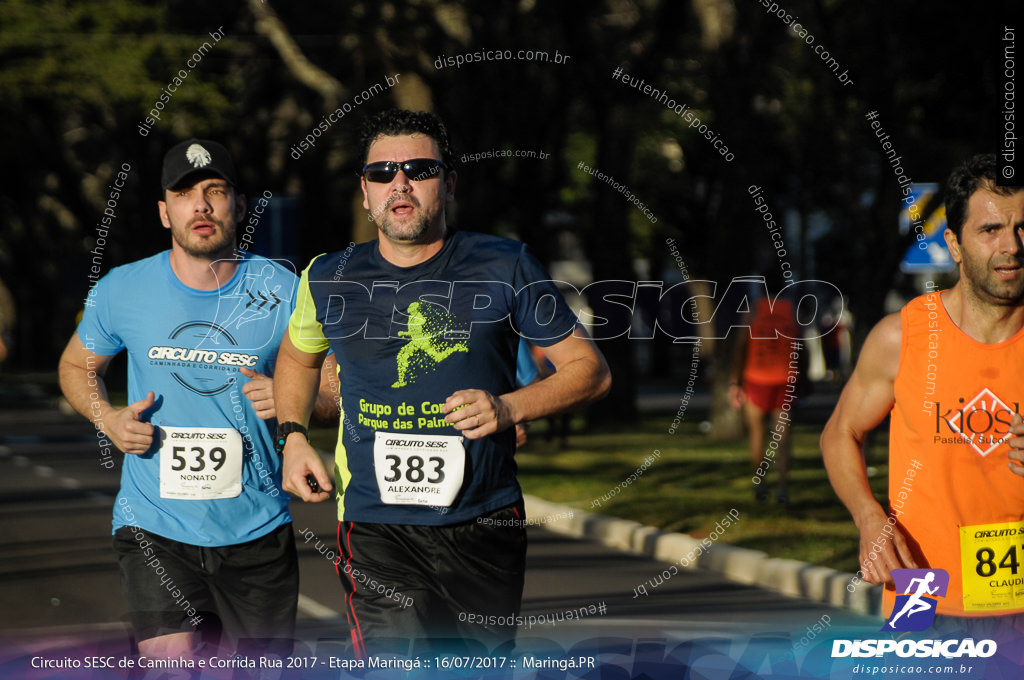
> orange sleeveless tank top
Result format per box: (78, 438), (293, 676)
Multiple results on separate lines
(888, 291), (1024, 617)
(743, 298), (799, 385)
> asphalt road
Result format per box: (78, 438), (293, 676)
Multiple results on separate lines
(0, 383), (880, 678)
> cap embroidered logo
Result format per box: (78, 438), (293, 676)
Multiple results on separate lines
(186, 144), (212, 168)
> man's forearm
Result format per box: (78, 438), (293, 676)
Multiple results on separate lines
(309, 355), (340, 425)
(821, 424), (886, 527)
(274, 345), (325, 426)
(59, 358), (116, 430)
(311, 387), (339, 424)
(503, 353), (610, 425)
(730, 332), (749, 384)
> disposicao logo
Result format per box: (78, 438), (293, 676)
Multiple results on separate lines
(881, 568), (948, 632)
(832, 567), (997, 660)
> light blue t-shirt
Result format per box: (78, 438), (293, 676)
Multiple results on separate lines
(77, 251), (297, 546)
(515, 338), (539, 387)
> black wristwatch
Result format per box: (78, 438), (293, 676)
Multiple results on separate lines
(274, 421), (309, 456)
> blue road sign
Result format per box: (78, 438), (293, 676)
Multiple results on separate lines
(900, 183), (954, 272)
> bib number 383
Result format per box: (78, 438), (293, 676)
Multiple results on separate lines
(159, 426), (243, 500)
(373, 432), (465, 507)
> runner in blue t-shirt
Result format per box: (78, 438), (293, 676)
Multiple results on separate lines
(514, 337), (540, 447)
(273, 110), (611, 654)
(58, 139), (336, 660)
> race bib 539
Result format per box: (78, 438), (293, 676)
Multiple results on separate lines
(158, 426), (243, 500)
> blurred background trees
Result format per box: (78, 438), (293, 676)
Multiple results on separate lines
(0, 0), (1013, 432)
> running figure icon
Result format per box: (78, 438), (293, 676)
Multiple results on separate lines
(392, 301), (468, 388)
(888, 571), (939, 627)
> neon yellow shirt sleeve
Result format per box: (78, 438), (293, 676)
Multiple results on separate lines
(287, 255), (331, 354)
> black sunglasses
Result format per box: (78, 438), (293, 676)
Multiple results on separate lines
(361, 158), (447, 183)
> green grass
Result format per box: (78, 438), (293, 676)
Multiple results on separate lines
(513, 416), (891, 574)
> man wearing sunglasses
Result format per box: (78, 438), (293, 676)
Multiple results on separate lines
(274, 109), (611, 653)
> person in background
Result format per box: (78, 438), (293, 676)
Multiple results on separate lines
(729, 279), (802, 503)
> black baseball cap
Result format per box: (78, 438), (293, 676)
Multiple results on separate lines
(161, 139), (238, 190)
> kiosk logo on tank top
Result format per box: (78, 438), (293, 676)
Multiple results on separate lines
(934, 387), (1018, 457)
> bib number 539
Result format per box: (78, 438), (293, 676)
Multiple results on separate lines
(170, 445), (227, 472)
(159, 426), (243, 500)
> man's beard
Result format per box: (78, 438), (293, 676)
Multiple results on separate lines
(171, 216), (236, 259)
(377, 213), (431, 242)
(961, 252), (1024, 306)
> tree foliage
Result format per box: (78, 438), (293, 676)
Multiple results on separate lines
(0, 0), (1015, 433)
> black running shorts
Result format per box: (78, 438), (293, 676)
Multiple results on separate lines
(337, 501), (527, 656)
(112, 522), (298, 654)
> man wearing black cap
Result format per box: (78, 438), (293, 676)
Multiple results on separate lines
(58, 139), (332, 660)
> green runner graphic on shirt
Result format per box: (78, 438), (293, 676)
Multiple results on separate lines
(392, 301), (468, 388)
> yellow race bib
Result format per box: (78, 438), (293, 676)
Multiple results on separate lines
(960, 520), (1024, 612)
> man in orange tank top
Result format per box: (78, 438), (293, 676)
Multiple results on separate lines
(729, 292), (802, 503)
(822, 154), (1024, 634)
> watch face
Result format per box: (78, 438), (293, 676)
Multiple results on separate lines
(274, 423), (307, 454)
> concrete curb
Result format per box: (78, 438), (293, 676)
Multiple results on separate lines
(523, 494), (883, 617)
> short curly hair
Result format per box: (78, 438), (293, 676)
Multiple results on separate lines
(945, 153), (1021, 241)
(358, 109), (455, 170)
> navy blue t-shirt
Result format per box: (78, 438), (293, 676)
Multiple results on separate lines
(289, 231), (578, 525)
